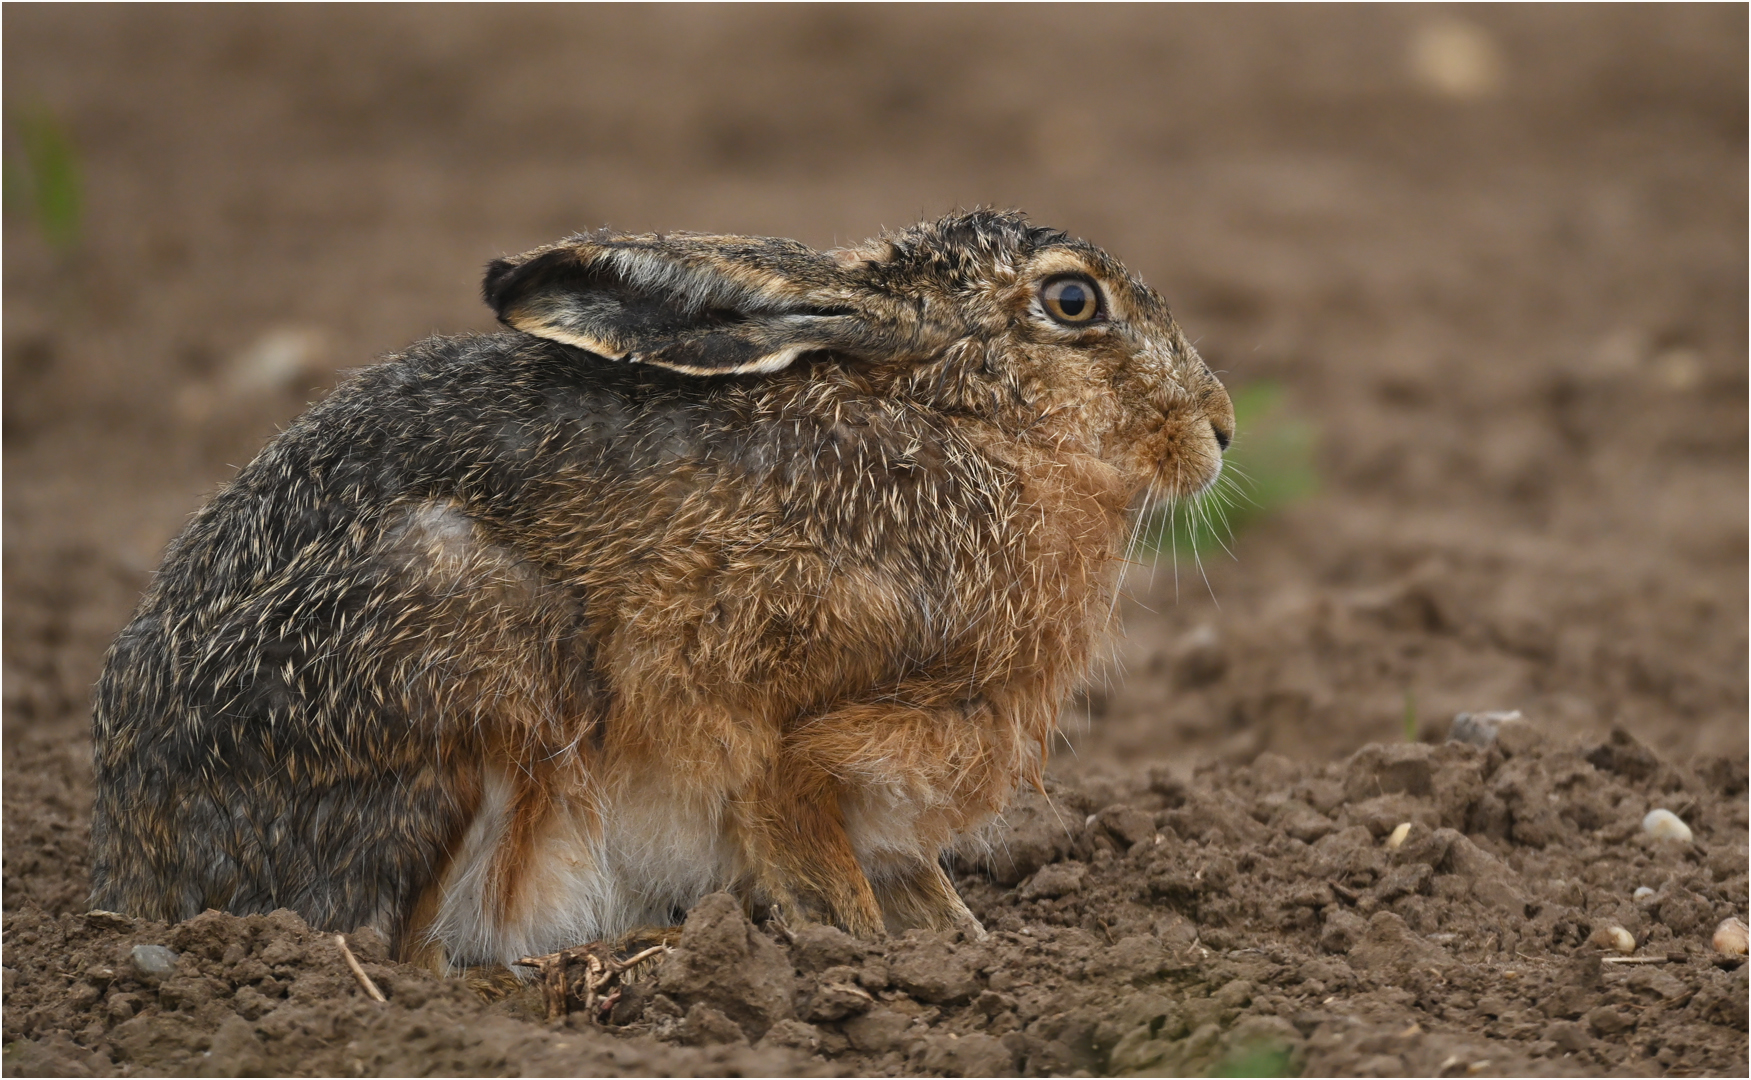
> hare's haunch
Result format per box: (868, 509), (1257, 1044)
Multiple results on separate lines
(89, 210), (1233, 968)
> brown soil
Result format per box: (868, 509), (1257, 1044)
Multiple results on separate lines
(3, 6), (1746, 1077)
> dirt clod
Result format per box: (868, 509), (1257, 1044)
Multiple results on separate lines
(15, 723), (1743, 1079)
(655, 893), (796, 1042)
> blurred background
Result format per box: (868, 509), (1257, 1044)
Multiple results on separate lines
(4, 6), (1745, 838)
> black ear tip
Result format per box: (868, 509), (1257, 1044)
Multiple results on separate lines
(481, 257), (522, 311)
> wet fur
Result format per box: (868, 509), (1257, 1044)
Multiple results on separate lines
(89, 210), (1233, 967)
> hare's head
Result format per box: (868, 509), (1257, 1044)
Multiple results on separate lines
(485, 209), (1232, 503)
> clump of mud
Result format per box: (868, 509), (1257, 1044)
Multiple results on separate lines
(0, 906), (817, 1077)
(4, 726), (1744, 1077)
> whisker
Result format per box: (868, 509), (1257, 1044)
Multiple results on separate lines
(1190, 502), (1219, 607)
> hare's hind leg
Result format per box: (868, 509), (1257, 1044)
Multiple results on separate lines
(736, 761), (885, 937)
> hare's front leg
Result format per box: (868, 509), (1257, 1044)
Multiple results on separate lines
(788, 696), (1029, 940)
(870, 859), (987, 939)
(737, 760), (886, 936)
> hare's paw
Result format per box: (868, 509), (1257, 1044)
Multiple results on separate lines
(873, 859), (987, 941)
(750, 844), (886, 939)
(737, 765), (886, 938)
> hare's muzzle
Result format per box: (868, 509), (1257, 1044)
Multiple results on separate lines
(1135, 375), (1232, 503)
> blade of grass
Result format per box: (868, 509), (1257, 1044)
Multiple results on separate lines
(9, 104), (83, 250)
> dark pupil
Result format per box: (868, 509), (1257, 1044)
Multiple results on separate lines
(1057, 284), (1088, 316)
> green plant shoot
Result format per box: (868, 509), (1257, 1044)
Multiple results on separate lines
(5, 105), (83, 250)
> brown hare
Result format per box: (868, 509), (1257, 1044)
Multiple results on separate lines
(89, 209), (1233, 970)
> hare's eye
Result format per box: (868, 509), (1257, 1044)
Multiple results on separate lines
(1040, 275), (1103, 324)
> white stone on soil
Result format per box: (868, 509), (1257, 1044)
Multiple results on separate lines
(1712, 917), (1748, 958)
(1640, 809), (1692, 843)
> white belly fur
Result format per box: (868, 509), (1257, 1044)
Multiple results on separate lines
(425, 765), (963, 968)
(425, 766), (740, 969)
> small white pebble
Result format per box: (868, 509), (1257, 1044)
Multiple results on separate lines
(1409, 18), (1506, 101)
(1634, 886), (1656, 900)
(1587, 925), (1636, 954)
(1386, 822), (1412, 850)
(1641, 808), (1693, 843)
(1712, 917), (1748, 958)
(129, 944), (179, 977)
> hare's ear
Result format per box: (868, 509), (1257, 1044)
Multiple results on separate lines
(482, 239), (879, 376)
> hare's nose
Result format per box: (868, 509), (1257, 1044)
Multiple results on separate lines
(1210, 419), (1232, 452)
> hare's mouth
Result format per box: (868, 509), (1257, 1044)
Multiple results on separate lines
(1119, 416), (1231, 559)
(1142, 415), (1228, 502)
(1126, 449), (1233, 566)
(1149, 456), (1223, 506)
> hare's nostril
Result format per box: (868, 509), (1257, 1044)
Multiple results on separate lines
(1211, 420), (1231, 452)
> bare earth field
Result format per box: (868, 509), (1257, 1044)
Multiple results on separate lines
(3, 6), (1746, 1076)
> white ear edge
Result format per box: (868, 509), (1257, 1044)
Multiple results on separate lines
(637, 345), (806, 377)
(502, 312), (626, 360)
(507, 305), (808, 376)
